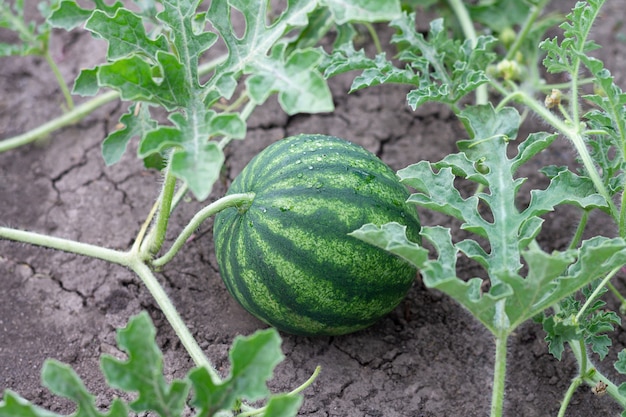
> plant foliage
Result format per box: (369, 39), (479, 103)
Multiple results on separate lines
(0, 313), (300, 417)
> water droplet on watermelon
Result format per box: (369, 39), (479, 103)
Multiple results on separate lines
(295, 159), (302, 164)
(308, 166), (313, 170)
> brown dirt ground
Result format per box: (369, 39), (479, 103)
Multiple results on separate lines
(2, 1), (626, 416)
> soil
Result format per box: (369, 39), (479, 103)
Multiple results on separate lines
(2, 1), (626, 416)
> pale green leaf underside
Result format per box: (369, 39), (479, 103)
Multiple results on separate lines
(354, 223), (626, 335)
(322, 0), (401, 24)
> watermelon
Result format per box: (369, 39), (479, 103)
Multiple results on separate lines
(213, 134), (421, 336)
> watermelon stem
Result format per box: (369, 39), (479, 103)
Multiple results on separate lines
(0, 229), (222, 382)
(129, 259), (221, 382)
(144, 159), (178, 257)
(238, 366), (322, 416)
(152, 192), (256, 268)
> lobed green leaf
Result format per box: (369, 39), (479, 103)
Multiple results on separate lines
(540, 0), (605, 74)
(615, 350), (626, 374)
(321, 0), (401, 24)
(246, 44), (333, 114)
(0, 390), (62, 417)
(42, 361), (129, 417)
(355, 104), (626, 336)
(101, 312), (189, 415)
(1, 314), (304, 416)
(260, 394), (304, 417)
(102, 104), (157, 166)
(85, 8), (169, 61)
(48, 0), (124, 30)
(189, 329), (287, 414)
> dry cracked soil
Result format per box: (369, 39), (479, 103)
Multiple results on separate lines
(2, 1), (626, 416)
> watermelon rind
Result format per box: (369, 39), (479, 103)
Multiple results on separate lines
(213, 134), (421, 336)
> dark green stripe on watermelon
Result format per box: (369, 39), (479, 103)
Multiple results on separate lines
(213, 134), (421, 336)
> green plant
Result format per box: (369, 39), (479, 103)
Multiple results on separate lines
(213, 134), (421, 336)
(0, 0), (404, 415)
(324, 0), (626, 415)
(0, 0), (74, 110)
(4, 0), (626, 416)
(0, 312), (318, 417)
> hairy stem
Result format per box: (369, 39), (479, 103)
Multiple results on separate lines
(569, 340), (626, 408)
(145, 161), (178, 256)
(575, 266), (621, 323)
(0, 226), (221, 381)
(44, 50), (74, 110)
(152, 192), (256, 268)
(607, 282), (626, 314)
(446, 0), (487, 105)
(0, 226), (131, 266)
(490, 335), (508, 417)
(129, 260), (220, 381)
(557, 375), (583, 417)
(363, 22), (383, 54)
(568, 209), (589, 250)
(0, 90), (119, 152)
(504, 0), (551, 62)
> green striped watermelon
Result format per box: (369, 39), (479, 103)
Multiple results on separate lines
(213, 134), (421, 336)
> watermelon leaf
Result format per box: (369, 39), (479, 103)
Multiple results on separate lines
(260, 394), (304, 417)
(42, 361), (129, 417)
(100, 312), (189, 415)
(46, 0), (408, 199)
(322, 13), (496, 108)
(1, 314), (304, 417)
(102, 104), (158, 166)
(72, 0), (346, 200)
(0, 0), (51, 57)
(353, 104), (626, 335)
(206, 0), (333, 115)
(246, 44), (333, 114)
(189, 329), (287, 414)
(321, 0), (401, 24)
(540, 282), (622, 361)
(48, 0), (124, 31)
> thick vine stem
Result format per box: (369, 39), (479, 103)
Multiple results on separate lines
(144, 161), (178, 257)
(0, 226), (131, 266)
(557, 376), (583, 417)
(0, 226), (222, 382)
(152, 192), (256, 268)
(129, 260), (220, 382)
(490, 334), (508, 417)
